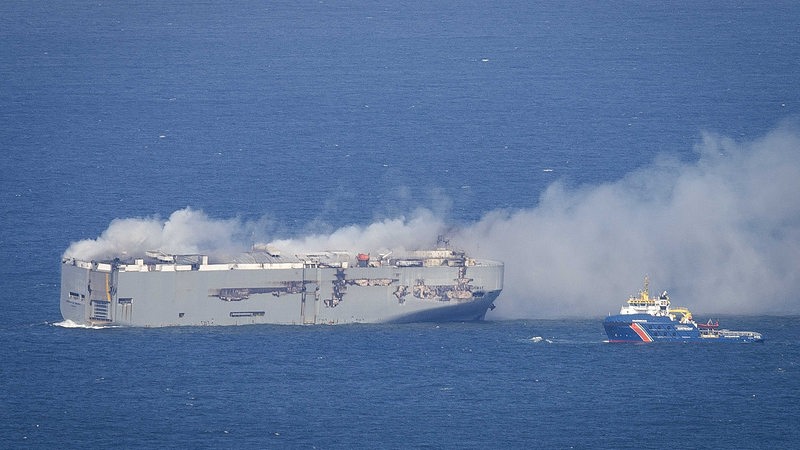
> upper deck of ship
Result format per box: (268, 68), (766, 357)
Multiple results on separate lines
(62, 248), (502, 274)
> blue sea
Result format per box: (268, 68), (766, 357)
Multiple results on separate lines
(2, 1), (800, 448)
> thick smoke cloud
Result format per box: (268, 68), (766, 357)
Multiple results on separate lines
(64, 122), (800, 318)
(62, 208), (448, 262)
(456, 122), (800, 317)
(62, 208), (250, 262)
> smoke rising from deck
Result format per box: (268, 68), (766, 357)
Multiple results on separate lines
(62, 208), (251, 262)
(267, 210), (447, 256)
(64, 122), (800, 318)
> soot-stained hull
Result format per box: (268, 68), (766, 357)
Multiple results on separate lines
(60, 249), (504, 327)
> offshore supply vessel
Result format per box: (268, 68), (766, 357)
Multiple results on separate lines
(603, 277), (763, 343)
(60, 243), (504, 327)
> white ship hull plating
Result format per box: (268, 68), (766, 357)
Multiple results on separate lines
(60, 250), (503, 327)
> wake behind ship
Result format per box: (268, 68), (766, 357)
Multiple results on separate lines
(60, 244), (503, 327)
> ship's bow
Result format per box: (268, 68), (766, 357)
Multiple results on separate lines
(60, 260), (92, 325)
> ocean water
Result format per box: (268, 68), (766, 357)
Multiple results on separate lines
(3, 317), (799, 449)
(2, 1), (800, 448)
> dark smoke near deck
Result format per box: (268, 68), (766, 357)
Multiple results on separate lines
(65, 122), (800, 318)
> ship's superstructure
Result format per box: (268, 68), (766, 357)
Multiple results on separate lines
(603, 277), (762, 343)
(60, 244), (503, 327)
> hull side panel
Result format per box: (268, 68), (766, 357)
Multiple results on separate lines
(60, 259), (503, 327)
(604, 314), (762, 343)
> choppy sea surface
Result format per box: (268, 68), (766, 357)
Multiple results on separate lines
(1, 317), (798, 449)
(2, 1), (800, 448)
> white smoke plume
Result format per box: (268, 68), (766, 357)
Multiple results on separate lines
(456, 121), (800, 317)
(62, 208), (250, 261)
(62, 208), (448, 262)
(267, 209), (447, 256)
(63, 122), (800, 318)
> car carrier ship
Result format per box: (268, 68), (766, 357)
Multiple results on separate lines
(60, 243), (503, 327)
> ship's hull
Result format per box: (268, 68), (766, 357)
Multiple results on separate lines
(60, 257), (503, 327)
(604, 314), (763, 343)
